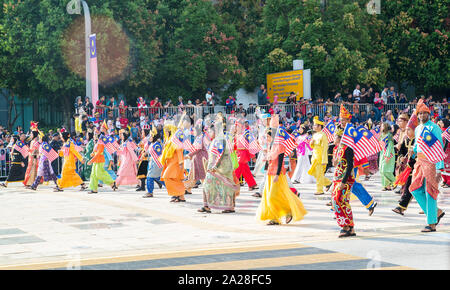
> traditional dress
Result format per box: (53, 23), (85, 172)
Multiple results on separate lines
(351, 156), (376, 213)
(115, 139), (139, 186)
(379, 132), (396, 189)
(331, 143), (355, 229)
(308, 129), (332, 194)
(31, 142), (60, 190)
(292, 134), (315, 184)
(4, 142), (27, 185)
(234, 130), (257, 189)
(442, 131), (450, 186)
(146, 141), (165, 195)
(256, 126), (307, 224)
(409, 119), (443, 226)
(88, 142), (115, 192)
(136, 136), (149, 191)
(161, 126), (185, 198)
(80, 139), (94, 181)
(184, 133), (209, 194)
(203, 134), (239, 211)
(58, 140), (84, 189)
(23, 139), (40, 187)
(393, 136), (416, 213)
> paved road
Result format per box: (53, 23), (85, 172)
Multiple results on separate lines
(0, 172), (449, 270)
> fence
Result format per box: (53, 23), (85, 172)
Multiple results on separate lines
(80, 102), (449, 124)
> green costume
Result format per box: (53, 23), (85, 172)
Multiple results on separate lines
(380, 132), (396, 187)
(80, 139), (94, 181)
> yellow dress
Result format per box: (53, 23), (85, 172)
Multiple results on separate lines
(257, 148), (307, 223)
(307, 131), (331, 193)
(58, 141), (84, 188)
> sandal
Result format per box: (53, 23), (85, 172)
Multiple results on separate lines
(170, 197), (178, 202)
(111, 182), (118, 191)
(252, 192), (262, 198)
(222, 210), (235, 214)
(267, 220), (280, 225)
(392, 207), (404, 216)
(437, 212), (445, 225)
(198, 207), (211, 213)
(339, 228), (354, 238)
(142, 193), (153, 198)
(421, 226), (436, 233)
(285, 215), (293, 224)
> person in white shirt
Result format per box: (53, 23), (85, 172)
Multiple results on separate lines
(353, 84), (361, 99)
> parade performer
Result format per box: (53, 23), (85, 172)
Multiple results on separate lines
(409, 100), (445, 232)
(199, 115), (239, 213)
(308, 116), (332, 195)
(256, 114), (307, 225)
(57, 132), (87, 190)
(160, 121), (186, 202)
(292, 124), (315, 184)
(143, 128), (165, 198)
(440, 121), (450, 187)
(252, 113), (271, 177)
(184, 119), (209, 195)
(234, 119), (258, 191)
(115, 130), (139, 188)
(80, 132), (95, 181)
(380, 123), (396, 191)
(87, 135), (117, 194)
(392, 113), (418, 215)
(30, 135), (62, 192)
(136, 125), (151, 191)
(331, 129), (356, 238)
(0, 134), (28, 187)
(23, 130), (40, 188)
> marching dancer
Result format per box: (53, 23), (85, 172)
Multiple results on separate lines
(30, 135), (62, 192)
(292, 124), (315, 184)
(87, 135), (117, 194)
(380, 123), (396, 191)
(308, 116), (332, 195)
(199, 115), (239, 213)
(0, 134), (28, 187)
(143, 127), (165, 198)
(184, 119), (209, 195)
(331, 129), (356, 237)
(23, 130), (40, 188)
(234, 119), (258, 191)
(256, 115), (307, 225)
(160, 122), (186, 202)
(408, 100), (445, 232)
(57, 132), (87, 190)
(136, 125), (151, 191)
(115, 130), (139, 188)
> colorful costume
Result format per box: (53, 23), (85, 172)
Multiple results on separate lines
(308, 128), (332, 194)
(88, 142), (115, 192)
(23, 139), (40, 187)
(331, 143), (355, 228)
(292, 134), (315, 184)
(146, 140), (165, 195)
(379, 132), (396, 188)
(58, 140), (84, 189)
(115, 138), (139, 186)
(80, 139), (94, 181)
(4, 142), (27, 185)
(234, 127), (257, 189)
(31, 142), (60, 190)
(203, 118), (239, 211)
(161, 125), (185, 198)
(185, 120), (209, 194)
(256, 120), (307, 224)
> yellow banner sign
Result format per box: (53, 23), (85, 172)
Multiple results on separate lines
(267, 70), (303, 103)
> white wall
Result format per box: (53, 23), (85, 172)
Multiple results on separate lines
(235, 88), (258, 107)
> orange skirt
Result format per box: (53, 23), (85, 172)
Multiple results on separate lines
(164, 178), (185, 196)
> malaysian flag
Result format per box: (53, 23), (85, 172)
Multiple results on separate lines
(370, 126), (381, 139)
(193, 135), (203, 151)
(40, 142), (58, 162)
(274, 127), (297, 155)
(443, 127), (450, 142)
(417, 127), (446, 163)
(172, 130), (196, 153)
(393, 131), (400, 143)
(90, 34), (99, 110)
(355, 126), (382, 157)
(99, 136), (115, 154)
(126, 138), (137, 152)
(323, 121), (336, 143)
(14, 141), (29, 158)
(109, 136), (120, 151)
(210, 139), (225, 167)
(238, 129), (250, 150)
(248, 134), (262, 155)
(341, 123), (356, 148)
(148, 141), (163, 168)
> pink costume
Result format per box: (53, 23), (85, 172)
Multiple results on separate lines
(115, 140), (139, 186)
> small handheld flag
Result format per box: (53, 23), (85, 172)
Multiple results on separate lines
(40, 142), (59, 162)
(323, 121), (336, 143)
(149, 141), (163, 168)
(274, 127), (297, 156)
(14, 141), (29, 158)
(418, 127), (446, 163)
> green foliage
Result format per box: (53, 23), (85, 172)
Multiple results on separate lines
(0, 0), (448, 114)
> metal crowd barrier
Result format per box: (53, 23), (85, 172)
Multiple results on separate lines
(80, 103), (449, 123)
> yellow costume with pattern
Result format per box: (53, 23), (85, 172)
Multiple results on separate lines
(307, 131), (332, 193)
